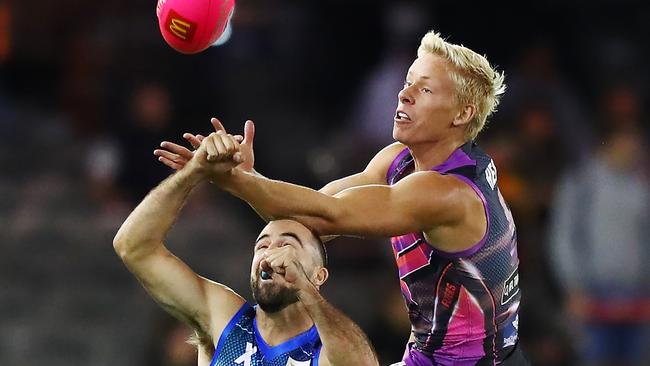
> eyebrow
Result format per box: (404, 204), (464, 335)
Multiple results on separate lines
(406, 72), (431, 80)
(254, 232), (303, 247)
(255, 234), (269, 244)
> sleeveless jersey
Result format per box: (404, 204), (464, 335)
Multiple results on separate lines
(210, 303), (322, 366)
(387, 142), (521, 366)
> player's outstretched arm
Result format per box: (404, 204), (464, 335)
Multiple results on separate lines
(113, 152), (245, 346)
(154, 118), (403, 201)
(194, 131), (471, 239)
(216, 167), (470, 238)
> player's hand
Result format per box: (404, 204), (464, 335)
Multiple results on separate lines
(154, 134), (204, 171)
(185, 127), (244, 180)
(153, 117), (255, 172)
(237, 119), (255, 173)
(260, 246), (313, 292)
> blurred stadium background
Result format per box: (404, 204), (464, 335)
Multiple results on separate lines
(0, 0), (649, 365)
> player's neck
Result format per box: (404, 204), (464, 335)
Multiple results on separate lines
(409, 136), (467, 171)
(255, 303), (313, 346)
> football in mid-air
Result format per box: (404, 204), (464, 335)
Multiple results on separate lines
(156, 0), (235, 54)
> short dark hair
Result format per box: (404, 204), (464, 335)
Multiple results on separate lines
(311, 232), (328, 267)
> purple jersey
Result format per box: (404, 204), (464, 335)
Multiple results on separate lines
(387, 142), (521, 366)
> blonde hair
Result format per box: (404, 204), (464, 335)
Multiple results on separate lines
(417, 31), (506, 140)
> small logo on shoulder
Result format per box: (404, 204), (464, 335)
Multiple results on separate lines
(485, 159), (497, 190)
(501, 268), (519, 305)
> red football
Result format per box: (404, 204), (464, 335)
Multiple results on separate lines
(156, 0), (235, 54)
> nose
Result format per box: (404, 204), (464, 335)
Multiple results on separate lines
(398, 86), (414, 105)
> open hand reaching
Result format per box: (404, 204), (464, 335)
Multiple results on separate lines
(154, 117), (255, 173)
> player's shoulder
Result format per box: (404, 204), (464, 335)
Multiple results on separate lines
(465, 141), (495, 168)
(377, 141), (408, 159)
(204, 283), (249, 345)
(401, 169), (470, 194)
(364, 142), (408, 181)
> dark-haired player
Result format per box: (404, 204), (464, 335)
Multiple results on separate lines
(113, 143), (378, 365)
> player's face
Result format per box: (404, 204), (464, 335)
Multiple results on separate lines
(249, 220), (320, 313)
(393, 53), (462, 145)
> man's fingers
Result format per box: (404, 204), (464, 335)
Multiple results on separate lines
(204, 132), (242, 162)
(211, 133), (228, 158)
(160, 141), (193, 159)
(205, 135), (219, 161)
(183, 133), (203, 150)
(269, 260), (287, 275)
(157, 156), (185, 171)
(211, 117), (226, 133)
(220, 132), (237, 154)
(228, 134), (242, 158)
(260, 259), (272, 272)
(243, 120), (255, 147)
(269, 257), (289, 271)
(264, 253), (283, 271)
(153, 149), (184, 163)
(266, 248), (296, 272)
(233, 134), (244, 142)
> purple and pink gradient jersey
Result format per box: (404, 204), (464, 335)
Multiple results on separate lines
(387, 142), (521, 366)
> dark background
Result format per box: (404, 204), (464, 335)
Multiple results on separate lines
(1, 0), (649, 365)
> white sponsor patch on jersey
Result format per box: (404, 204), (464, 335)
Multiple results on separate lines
(501, 267), (520, 305)
(503, 334), (518, 348)
(286, 357), (311, 366)
(503, 315), (519, 348)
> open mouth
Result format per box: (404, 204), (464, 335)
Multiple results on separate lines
(260, 270), (274, 281)
(395, 111), (411, 122)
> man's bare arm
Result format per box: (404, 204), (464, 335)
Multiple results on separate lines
(218, 168), (471, 239)
(299, 285), (378, 365)
(113, 166), (245, 344)
(315, 142), (406, 241)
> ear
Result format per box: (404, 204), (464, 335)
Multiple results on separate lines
(452, 104), (476, 127)
(311, 267), (329, 288)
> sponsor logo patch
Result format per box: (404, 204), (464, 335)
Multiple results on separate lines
(503, 334), (518, 348)
(501, 268), (519, 305)
(286, 357), (311, 366)
(165, 10), (197, 42)
(441, 282), (458, 308)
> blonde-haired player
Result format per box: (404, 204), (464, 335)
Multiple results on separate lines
(157, 30), (529, 365)
(416, 31), (506, 141)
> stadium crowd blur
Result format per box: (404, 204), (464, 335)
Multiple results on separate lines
(1, 1), (649, 365)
